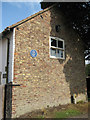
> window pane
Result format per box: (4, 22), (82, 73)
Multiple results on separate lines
(51, 38), (57, 47)
(58, 41), (63, 48)
(57, 49), (63, 58)
(50, 48), (56, 57)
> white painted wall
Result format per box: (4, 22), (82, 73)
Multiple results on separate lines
(0, 37), (2, 84)
(1, 37), (7, 84)
(8, 29), (15, 83)
(0, 38), (2, 72)
(0, 29), (15, 84)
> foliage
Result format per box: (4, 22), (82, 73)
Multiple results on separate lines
(41, 2), (90, 59)
(77, 100), (84, 104)
(85, 64), (90, 76)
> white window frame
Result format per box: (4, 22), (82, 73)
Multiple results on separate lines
(49, 36), (65, 59)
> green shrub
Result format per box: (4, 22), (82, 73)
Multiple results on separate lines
(77, 100), (84, 104)
(85, 64), (90, 76)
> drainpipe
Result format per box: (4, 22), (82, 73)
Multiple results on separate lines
(6, 38), (10, 84)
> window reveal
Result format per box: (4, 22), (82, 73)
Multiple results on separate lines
(50, 37), (65, 59)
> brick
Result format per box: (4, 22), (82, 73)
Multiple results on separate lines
(6, 6), (87, 118)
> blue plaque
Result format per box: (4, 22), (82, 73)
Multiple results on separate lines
(30, 50), (37, 58)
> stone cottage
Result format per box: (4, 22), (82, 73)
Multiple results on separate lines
(0, 3), (87, 118)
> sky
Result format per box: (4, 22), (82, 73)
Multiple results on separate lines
(0, 2), (42, 33)
(0, 1), (89, 64)
(1, 1), (89, 33)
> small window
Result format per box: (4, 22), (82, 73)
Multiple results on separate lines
(50, 36), (65, 59)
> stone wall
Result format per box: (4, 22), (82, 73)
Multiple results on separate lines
(12, 6), (87, 118)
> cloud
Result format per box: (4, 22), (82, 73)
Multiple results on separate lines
(24, 2), (41, 15)
(1, 0), (41, 2)
(24, 2), (36, 14)
(1, 0), (88, 2)
(4, 2), (41, 15)
(8, 2), (22, 8)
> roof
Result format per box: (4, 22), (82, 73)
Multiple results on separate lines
(2, 3), (58, 34)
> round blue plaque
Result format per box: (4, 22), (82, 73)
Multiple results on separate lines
(30, 50), (37, 58)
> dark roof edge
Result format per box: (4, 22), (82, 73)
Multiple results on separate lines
(2, 3), (58, 34)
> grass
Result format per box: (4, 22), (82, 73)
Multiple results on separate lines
(37, 107), (83, 118)
(19, 102), (88, 118)
(37, 103), (88, 118)
(54, 109), (81, 118)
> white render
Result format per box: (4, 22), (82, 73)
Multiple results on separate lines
(0, 28), (15, 84)
(8, 28), (15, 83)
(0, 36), (2, 84)
(0, 36), (7, 84)
(0, 37), (2, 72)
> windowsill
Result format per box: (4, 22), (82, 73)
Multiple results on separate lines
(50, 56), (65, 60)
